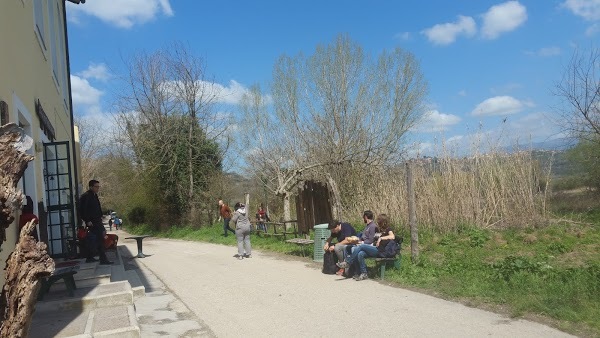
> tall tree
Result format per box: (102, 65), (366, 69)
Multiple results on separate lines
(117, 43), (228, 225)
(240, 35), (428, 220)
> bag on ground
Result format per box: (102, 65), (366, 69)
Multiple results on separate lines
(322, 251), (338, 274)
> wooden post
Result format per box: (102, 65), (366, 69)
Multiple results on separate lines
(406, 160), (419, 263)
(244, 192), (250, 213)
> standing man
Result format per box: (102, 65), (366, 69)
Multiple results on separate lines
(78, 180), (113, 265)
(218, 199), (235, 237)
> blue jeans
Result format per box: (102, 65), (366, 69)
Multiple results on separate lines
(346, 244), (379, 274)
(223, 218), (235, 235)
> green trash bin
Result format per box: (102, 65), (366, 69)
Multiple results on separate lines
(313, 223), (331, 262)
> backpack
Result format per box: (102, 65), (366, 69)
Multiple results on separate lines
(377, 237), (402, 258)
(322, 251), (338, 274)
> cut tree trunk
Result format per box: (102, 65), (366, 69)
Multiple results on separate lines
(0, 123), (53, 337)
(0, 123), (34, 248)
(0, 220), (54, 337)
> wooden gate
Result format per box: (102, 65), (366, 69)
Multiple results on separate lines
(295, 180), (333, 235)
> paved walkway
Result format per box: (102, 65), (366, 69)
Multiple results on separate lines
(118, 234), (574, 338)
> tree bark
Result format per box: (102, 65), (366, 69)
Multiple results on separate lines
(282, 192), (291, 222)
(406, 161), (419, 263)
(0, 123), (53, 337)
(325, 173), (342, 220)
(0, 123), (34, 251)
(0, 220), (54, 337)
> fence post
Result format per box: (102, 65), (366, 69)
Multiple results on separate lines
(406, 160), (419, 263)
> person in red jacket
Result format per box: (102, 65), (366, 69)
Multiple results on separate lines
(19, 196), (38, 240)
(218, 199), (235, 237)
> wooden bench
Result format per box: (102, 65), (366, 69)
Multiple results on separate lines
(252, 221), (299, 240)
(285, 238), (314, 257)
(38, 266), (79, 300)
(373, 257), (401, 280)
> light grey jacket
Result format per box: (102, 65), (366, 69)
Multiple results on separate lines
(231, 208), (251, 231)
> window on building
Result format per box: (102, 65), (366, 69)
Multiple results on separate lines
(33, 0), (46, 51)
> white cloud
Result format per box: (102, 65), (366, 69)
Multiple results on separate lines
(67, 0), (174, 28)
(394, 32), (411, 41)
(525, 46), (561, 57)
(70, 75), (103, 115)
(422, 15), (477, 46)
(481, 1), (527, 39)
(586, 23), (600, 35)
(563, 0), (600, 21)
(77, 63), (111, 82)
(470, 96), (532, 116)
(419, 110), (461, 132)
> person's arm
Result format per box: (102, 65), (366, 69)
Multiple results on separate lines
(231, 212), (239, 225)
(323, 236), (334, 250)
(376, 230), (395, 247)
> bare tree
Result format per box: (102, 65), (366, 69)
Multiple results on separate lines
(116, 42), (229, 224)
(555, 47), (600, 143)
(240, 35), (428, 220)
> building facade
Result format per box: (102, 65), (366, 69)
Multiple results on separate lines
(0, 0), (83, 282)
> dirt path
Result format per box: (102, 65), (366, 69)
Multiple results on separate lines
(120, 236), (573, 338)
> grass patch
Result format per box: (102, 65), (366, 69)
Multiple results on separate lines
(126, 215), (600, 336)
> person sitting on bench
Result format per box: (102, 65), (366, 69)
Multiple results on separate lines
(323, 220), (357, 275)
(337, 213), (395, 281)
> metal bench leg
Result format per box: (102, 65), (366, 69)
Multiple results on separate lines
(380, 263), (386, 280)
(64, 275), (77, 296)
(136, 239), (146, 258)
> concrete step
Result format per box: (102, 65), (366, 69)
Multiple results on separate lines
(125, 270), (145, 299)
(110, 262), (145, 299)
(53, 264), (112, 291)
(30, 304), (140, 338)
(36, 280), (134, 313)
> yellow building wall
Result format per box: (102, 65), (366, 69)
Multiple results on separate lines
(0, 0), (75, 282)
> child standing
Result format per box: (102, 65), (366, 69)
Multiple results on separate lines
(231, 202), (252, 259)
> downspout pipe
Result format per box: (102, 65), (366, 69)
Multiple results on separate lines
(62, 0), (81, 233)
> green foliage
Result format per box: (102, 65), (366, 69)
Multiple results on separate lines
(567, 139), (600, 190)
(490, 256), (552, 282)
(466, 228), (490, 248)
(127, 206), (147, 225)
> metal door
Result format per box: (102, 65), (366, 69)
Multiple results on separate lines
(43, 141), (75, 257)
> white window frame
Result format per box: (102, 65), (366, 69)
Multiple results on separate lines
(33, 0), (47, 58)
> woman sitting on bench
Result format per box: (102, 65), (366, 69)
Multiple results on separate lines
(337, 213), (395, 281)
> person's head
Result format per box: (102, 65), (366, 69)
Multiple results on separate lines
(218, 200), (224, 206)
(376, 213), (390, 232)
(234, 202), (245, 210)
(362, 210), (374, 223)
(328, 219), (342, 233)
(258, 205), (264, 211)
(88, 180), (100, 193)
(23, 195), (34, 214)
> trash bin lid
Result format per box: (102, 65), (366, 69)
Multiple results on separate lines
(314, 223), (329, 229)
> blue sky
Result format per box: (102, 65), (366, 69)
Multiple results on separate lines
(65, 0), (600, 155)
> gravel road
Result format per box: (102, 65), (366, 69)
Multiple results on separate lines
(120, 236), (574, 338)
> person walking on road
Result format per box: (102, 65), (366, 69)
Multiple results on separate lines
(219, 199), (235, 237)
(231, 202), (252, 259)
(78, 180), (113, 265)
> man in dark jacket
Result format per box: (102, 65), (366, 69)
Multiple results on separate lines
(324, 220), (357, 274)
(78, 180), (112, 264)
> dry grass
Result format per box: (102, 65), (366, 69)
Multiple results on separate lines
(336, 147), (548, 231)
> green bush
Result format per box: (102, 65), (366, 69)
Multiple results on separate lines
(128, 206), (147, 225)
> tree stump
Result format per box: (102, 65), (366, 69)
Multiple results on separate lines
(0, 220), (53, 337)
(0, 123), (52, 337)
(0, 123), (34, 249)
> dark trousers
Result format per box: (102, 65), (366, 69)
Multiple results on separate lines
(223, 218), (235, 236)
(89, 219), (109, 262)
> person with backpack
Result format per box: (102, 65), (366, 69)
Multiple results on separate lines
(337, 213), (396, 281)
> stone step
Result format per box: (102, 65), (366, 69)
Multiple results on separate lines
(52, 264), (112, 291)
(36, 280), (134, 313)
(30, 304), (140, 338)
(125, 270), (145, 299)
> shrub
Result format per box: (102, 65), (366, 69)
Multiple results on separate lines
(128, 206), (147, 225)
